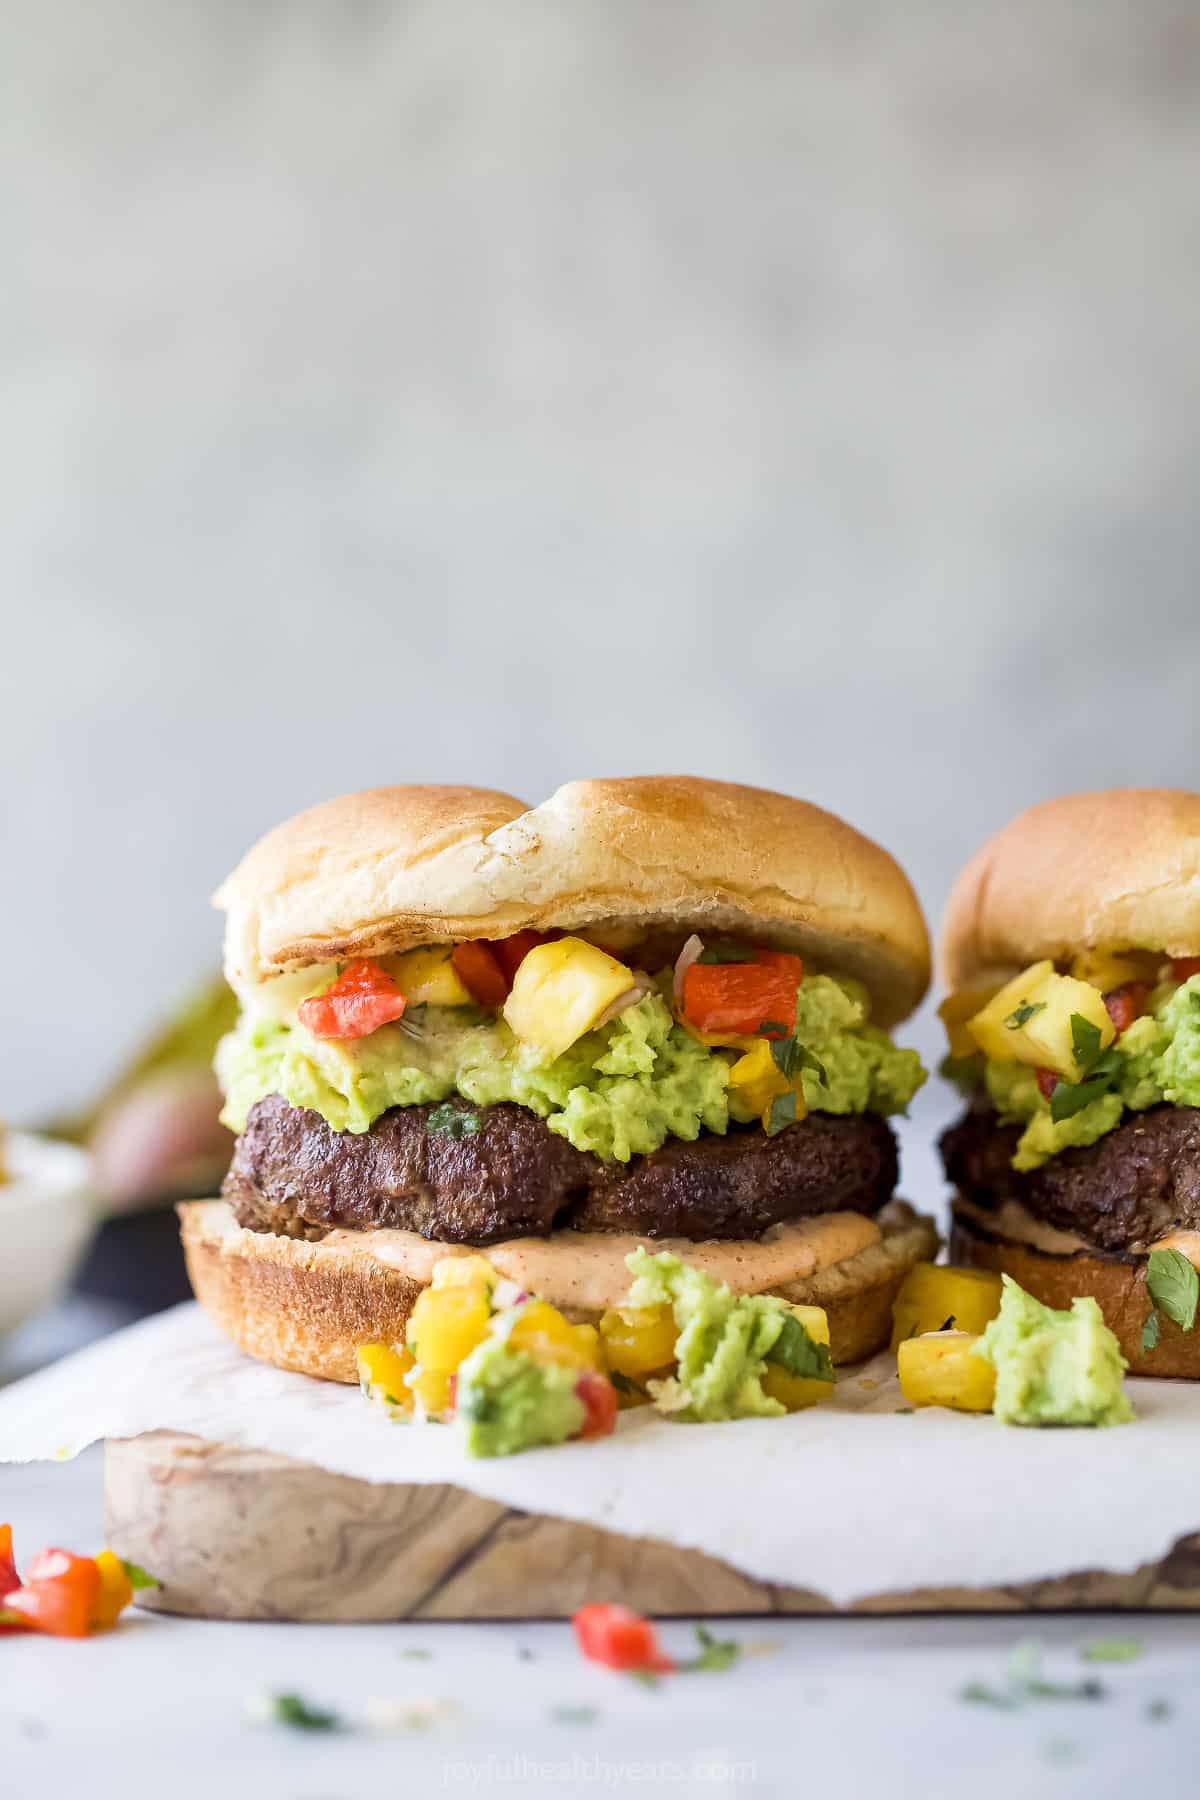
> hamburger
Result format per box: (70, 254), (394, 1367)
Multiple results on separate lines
(181, 775), (937, 1381)
(940, 788), (1200, 1376)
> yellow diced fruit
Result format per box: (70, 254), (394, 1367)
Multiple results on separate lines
(1070, 948), (1162, 991)
(430, 1253), (497, 1293)
(90, 1550), (134, 1630)
(599, 1303), (679, 1378)
(762, 1303), (833, 1411)
(890, 1263), (1003, 1350)
(761, 1366), (834, 1412)
(966, 962), (1055, 1062)
(502, 937), (635, 1060)
(938, 986), (1001, 1059)
(897, 1332), (996, 1413)
(728, 1039), (789, 1113)
(357, 1342), (417, 1414)
(507, 1298), (602, 1369)
(1017, 973), (1114, 1077)
(408, 1363), (454, 1419)
(408, 1286), (491, 1372)
(384, 946), (473, 1007)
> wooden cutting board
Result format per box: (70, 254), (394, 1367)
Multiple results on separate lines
(105, 1432), (1200, 1619)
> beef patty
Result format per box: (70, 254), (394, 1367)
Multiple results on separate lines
(225, 1092), (899, 1245)
(940, 1102), (1200, 1253)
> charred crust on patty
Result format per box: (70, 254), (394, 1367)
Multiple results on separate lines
(224, 1093), (900, 1245)
(940, 1102), (1200, 1253)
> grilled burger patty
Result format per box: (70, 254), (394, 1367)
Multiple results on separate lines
(940, 1102), (1200, 1253)
(225, 1093), (899, 1245)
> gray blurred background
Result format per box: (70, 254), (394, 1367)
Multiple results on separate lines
(3, 0), (1199, 1192)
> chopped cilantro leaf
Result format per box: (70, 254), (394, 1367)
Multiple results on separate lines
(765, 1091), (797, 1136)
(1080, 1638), (1142, 1664)
(608, 1370), (641, 1395)
(427, 1103), (482, 1139)
(696, 944), (757, 964)
(398, 1648), (432, 1661)
(1146, 1248), (1199, 1332)
(630, 1669), (662, 1690)
(678, 1625), (741, 1674)
(1141, 1309), (1161, 1353)
(1048, 1016), (1127, 1120)
(769, 1033), (827, 1088)
(766, 1313), (834, 1382)
(938, 1316), (956, 1333)
(256, 1692), (342, 1732)
(1006, 1000), (1046, 1029)
(549, 1705), (599, 1724)
(960, 1682), (1020, 1709)
(120, 1560), (159, 1590)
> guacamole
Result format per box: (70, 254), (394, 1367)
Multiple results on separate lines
(454, 1340), (585, 1456)
(979, 975), (1200, 1170)
(974, 1276), (1134, 1427)
(217, 971), (925, 1161)
(624, 1248), (833, 1421)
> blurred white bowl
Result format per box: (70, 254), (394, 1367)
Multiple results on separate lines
(0, 1135), (95, 1335)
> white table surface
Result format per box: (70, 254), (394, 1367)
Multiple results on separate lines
(2, 1448), (1197, 1799)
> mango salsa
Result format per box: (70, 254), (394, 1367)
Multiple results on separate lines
(897, 1331), (996, 1413)
(890, 1263), (1003, 1350)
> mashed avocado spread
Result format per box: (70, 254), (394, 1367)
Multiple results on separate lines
(977, 975), (1200, 1171)
(217, 969), (925, 1161)
(624, 1248), (833, 1421)
(975, 1276), (1133, 1427)
(454, 1340), (585, 1457)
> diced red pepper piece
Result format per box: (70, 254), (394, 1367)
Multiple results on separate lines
(0, 1524), (17, 1593)
(298, 959), (406, 1040)
(1036, 1068), (1059, 1103)
(491, 930), (554, 985)
(573, 1602), (675, 1672)
(574, 1370), (618, 1440)
(1172, 957), (1200, 984)
(1103, 982), (1149, 1036)
(451, 941), (510, 1009)
(681, 952), (804, 1039)
(4, 1549), (100, 1639)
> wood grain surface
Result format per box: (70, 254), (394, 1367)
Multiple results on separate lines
(103, 1433), (1200, 1619)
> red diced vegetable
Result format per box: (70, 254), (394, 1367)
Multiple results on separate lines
(1036, 1068), (1059, 1102)
(681, 952), (804, 1038)
(574, 1370), (618, 1440)
(573, 1602), (675, 1672)
(1172, 957), (1200, 984)
(450, 941), (510, 1009)
(1103, 982), (1149, 1036)
(298, 959), (406, 1040)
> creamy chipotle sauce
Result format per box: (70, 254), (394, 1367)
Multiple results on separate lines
(322, 1210), (882, 1313)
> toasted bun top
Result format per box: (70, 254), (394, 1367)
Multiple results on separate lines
(217, 775), (931, 1025)
(942, 788), (1200, 988)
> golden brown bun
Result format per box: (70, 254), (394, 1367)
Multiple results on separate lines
(950, 1203), (1199, 1379)
(217, 776), (931, 1026)
(942, 788), (1200, 988)
(181, 1199), (938, 1382)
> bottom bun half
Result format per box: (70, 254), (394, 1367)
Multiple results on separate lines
(180, 1198), (938, 1384)
(951, 1203), (1200, 1380)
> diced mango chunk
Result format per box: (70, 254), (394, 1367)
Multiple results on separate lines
(727, 1038), (808, 1129)
(760, 1365), (834, 1412)
(357, 1342), (417, 1415)
(897, 1331), (996, 1413)
(967, 962), (1114, 1076)
(599, 1303), (679, 1378)
(1069, 948), (1162, 991)
(431, 1253), (498, 1293)
(502, 937), (635, 1060)
(506, 1298), (603, 1370)
(408, 1286), (491, 1371)
(890, 1263), (1003, 1350)
(966, 962), (1055, 1062)
(90, 1550), (134, 1630)
(385, 945), (473, 1007)
(938, 986), (1001, 1058)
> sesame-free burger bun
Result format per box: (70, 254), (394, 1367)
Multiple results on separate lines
(217, 776), (931, 1027)
(180, 1197), (938, 1382)
(942, 788), (1200, 990)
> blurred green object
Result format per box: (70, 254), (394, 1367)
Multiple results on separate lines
(44, 976), (238, 1151)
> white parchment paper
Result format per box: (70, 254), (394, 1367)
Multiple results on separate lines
(1, 1302), (1196, 1605)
